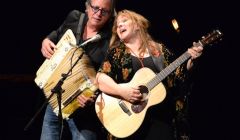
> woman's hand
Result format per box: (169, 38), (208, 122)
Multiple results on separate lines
(187, 42), (204, 70)
(188, 42), (203, 60)
(120, 86), (143, 103)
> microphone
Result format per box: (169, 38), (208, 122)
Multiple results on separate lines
(78, 34), (102, 47)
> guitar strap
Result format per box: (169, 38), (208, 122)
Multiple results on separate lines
(76, 12), (86, 45)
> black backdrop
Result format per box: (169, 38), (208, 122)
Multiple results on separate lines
(1, 0), (239, 139)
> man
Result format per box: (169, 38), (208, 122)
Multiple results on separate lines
(40, 0), (116, 139)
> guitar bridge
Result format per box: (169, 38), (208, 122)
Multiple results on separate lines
(119, 100), (132, 116)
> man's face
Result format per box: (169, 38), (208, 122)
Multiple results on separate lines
(87, 0), (111, 29)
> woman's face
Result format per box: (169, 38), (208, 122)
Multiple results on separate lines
(116, 15), (138, 42)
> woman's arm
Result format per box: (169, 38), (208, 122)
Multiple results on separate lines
(96, 72), (142, 103)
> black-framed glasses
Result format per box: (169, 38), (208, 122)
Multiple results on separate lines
(89, 2), (110, 16)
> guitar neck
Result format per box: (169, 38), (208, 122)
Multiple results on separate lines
(146, 29), (223, 90)
(147, 51), (191, 90)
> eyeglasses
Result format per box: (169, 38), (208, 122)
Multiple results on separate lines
(89, 2), (110, 16)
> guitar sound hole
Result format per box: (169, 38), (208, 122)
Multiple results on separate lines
(131, 85), (148, 113)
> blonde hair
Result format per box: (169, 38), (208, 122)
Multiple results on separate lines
(110, 9), (163, 57)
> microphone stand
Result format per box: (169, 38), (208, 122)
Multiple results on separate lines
(24, 47), (85, 140)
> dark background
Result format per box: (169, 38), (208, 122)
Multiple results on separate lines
(1, 0), (239, 139)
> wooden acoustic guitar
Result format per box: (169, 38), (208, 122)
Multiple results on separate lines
(95, 30), (223, 138)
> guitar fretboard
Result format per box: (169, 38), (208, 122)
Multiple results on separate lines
(147, 52), (191, 90)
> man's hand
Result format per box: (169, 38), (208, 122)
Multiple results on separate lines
(41, 38), (56, 59)
(77, 94), (96, 108)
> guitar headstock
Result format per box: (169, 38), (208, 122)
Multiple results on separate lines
(200, 29), (223, 47)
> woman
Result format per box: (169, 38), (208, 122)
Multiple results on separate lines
(96, 10), (203, 140)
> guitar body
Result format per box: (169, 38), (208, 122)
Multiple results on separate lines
(95, 67), (166, 138)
